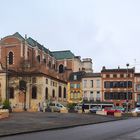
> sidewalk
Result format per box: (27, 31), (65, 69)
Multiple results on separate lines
(0, 112), (122, 137)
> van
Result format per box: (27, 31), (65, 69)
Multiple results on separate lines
(74, 103), (114, 112)
(49, 102), (66, 112)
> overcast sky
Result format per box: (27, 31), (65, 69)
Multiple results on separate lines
(1, 0), (140, 72)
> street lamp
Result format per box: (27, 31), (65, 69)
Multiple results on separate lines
(126, 63), (129, 113)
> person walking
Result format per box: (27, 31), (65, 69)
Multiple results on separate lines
(82, 102), (85, 113)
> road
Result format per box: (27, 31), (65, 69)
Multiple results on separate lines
(1, 118), (140, 140)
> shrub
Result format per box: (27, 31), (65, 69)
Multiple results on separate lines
(67, 103), (77, 110)
(3, 99), (11, 109)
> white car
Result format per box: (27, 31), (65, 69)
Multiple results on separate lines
(131, 107), (140, 113)
(0, 103), (3, 109)
(49, 102), (67, 112)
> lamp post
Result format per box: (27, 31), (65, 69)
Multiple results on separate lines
(126, 63), (129, 113)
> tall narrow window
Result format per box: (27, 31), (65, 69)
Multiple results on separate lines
(49, 61), (51, 68)
(97, 91), (100, 100)
(8, 52), (14, 65)
(83, 80), (87, 88)
(90, 91), (93, 98)
(90, 80), (93, 88)
(96, 79), (100, 88)
(32, 86), (37, 99)
(59, 86), (62, 98)
(9, 87), (14, 99)
(52, 89), (55, 98)
(45, 87), (48, 100)
(63, 87), (66, 98)
(74, 75), (77, 80)
(46, 79), (48, 84)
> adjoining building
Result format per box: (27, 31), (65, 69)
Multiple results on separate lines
(134, 73), (140, 107)
(67, 71), (86, 103)
(101, 66), (135, 109)
(82, 73), (102, 103)
(67, 58), (93, 104)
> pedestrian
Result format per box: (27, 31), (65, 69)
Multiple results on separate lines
(42, 101), (47, 112)
(38, 102), (42, 112)
(82, 103), (85, 113)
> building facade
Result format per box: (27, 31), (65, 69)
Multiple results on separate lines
(82, 73), (102, 103)
(67, 71), (85, 103)
(101, 67), (135, 108)
(134, 73), (140, 106)
(0, 33), (70, 110)
(0, 32), (93, 110)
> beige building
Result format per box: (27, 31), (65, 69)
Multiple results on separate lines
(73, 57), (93, 73)
(82, 73), (102, 102)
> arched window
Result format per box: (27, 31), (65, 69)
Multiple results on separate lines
(9, 87), (14, 99)
(63, 87), (66, 98)
(45, 87), (48, 100)
(52, 89), (55, 98)
(32, 86), (37, 99)
(59, 64), (64, 73)
(8, 51), (14, 65)
(58, 86), (62, 98)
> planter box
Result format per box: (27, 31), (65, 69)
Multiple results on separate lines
(27, 108), (38, 112)
(78, 110), (82, 113)
(114, 112), (122, 117)
(85, 110), (90, 113)
(132, 112), (137, 117)
(12, 108), (24, 112)
(96, 111), (107, 115)
(0, 109), (9, 119)
(60, 109), (68, 113)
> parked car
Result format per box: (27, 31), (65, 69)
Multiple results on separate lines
(131, 107), (140, 113)
(0, 103), (3, 109)
(74, 104), (82, 112)
(89, 106), (102, 113)
(104, 107), (121, 115)
(49, 102), (67, 112)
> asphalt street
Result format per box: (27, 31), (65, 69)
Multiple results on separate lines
(1, 118), (140, 140)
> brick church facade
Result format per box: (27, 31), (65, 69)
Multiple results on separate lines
(0, 32), (92, 111)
